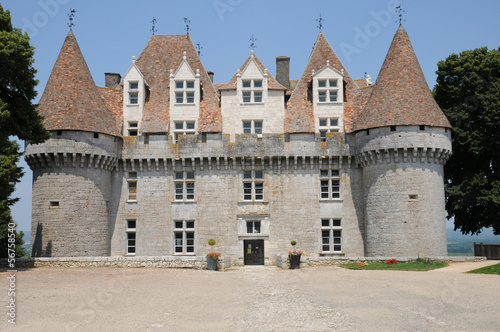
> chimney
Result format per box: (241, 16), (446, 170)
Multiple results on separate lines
(207, 71), (214, 83)
(276, 56), (290, 90)
(105, 73), (121, 88)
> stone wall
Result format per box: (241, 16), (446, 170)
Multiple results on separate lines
(26, 131), (120, 257)
(0, 255), (484, 270)
(354, 126), (451, 257)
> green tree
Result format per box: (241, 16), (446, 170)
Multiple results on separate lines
(0, 4), (49, 257)
(433, 47), (500, 235)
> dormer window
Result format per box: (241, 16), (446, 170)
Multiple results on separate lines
(243, 120), (263, 135)
(175, 80), (195, 104)
(318, 79), (338, 102)
(128, 122), (138, 136)
(319, 118), (339, 142)
(128, 81), (139, 105)
(242, 79), (263, 103)
(174, 120), (196, 143)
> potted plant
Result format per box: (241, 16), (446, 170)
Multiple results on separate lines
(206, 239), (220, 271)
(288, 240), (303, 269)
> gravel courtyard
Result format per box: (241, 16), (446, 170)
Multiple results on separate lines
(1, 262), (498, 331)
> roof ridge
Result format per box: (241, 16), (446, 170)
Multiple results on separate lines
(351, 25), (451, 132)
(219, 51), (286, 91)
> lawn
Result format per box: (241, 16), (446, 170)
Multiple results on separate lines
(341, 260), (448, 271)
(467, 263), (500, 275)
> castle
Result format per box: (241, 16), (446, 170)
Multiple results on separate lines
(26, 24), (452, 265)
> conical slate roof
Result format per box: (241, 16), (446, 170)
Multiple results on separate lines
(352, 25), (451, 132)
(285, 33), (363, 133)
(135, 34), (221, 133)
(38, 30), (121, 136)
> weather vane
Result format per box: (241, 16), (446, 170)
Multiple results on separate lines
(151, 17), (157, 35)
(316, 14), (324, 31)
(395, 5), (405, 24)
(67, 8), (76, 28)
(196, 42), (203, 56)
(249, 35), (257, 50)
(184, 17), (191, 34)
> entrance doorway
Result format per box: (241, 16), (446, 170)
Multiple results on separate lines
(244, 239), (264, 265)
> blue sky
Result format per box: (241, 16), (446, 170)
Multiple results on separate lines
(3, 0), (500, 232)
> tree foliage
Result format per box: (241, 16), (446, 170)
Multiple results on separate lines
(433, 47), (500, 235)
(0, 4), (50, 257)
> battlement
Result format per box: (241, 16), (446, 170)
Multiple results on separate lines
(354, 126), (452, 167)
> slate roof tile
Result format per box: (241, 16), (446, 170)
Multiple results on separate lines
(285, 33), (363, 133)
(38, 30), (122, 137)
(351, 25), (451, 132)
(135, 34), (221, 133)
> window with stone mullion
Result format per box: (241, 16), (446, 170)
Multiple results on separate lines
(174, 171), (195, 201)
(320, 169), (340, 200)
(174, 220), (195, 254)
(243, 170), (264, 201)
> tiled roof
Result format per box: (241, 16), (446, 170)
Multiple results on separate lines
(38, 30), (122, 136)
(285, 33), (363, 133)
(135, 34), (221, 133)
(352, 25), (451, 132)
(218, 51), (286, 91)
(354, 78), (371, 88)
(98, 87), (123, 135)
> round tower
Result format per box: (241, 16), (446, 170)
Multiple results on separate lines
(27, 29), (122, 257)
(26, 132), (119, 257)
(352, 25), (452, 257)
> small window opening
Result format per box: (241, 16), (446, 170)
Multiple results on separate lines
(366, 129), (370, 136)
(419, 125), (425, 131)
(94, 133), (99, 139)
(409, 194), (419, 200)
(127, 219), (136, 229)
(50, 201), (59, 207)
(390, 126), (396, 132)
(56, 130), (62, 136)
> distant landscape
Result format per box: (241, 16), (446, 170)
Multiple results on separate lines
(446, 227), (500, 256)
(20, 228), (500, 258)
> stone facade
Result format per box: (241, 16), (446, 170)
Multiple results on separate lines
(26, 25), (452, 264)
